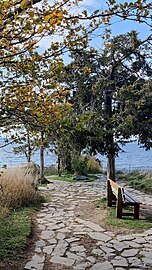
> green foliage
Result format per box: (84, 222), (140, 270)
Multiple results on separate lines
(44, 165), (58, 175)
(71, 155), (102, 175)
(87, 157), (102, 174)
(117, 171), (152, 194)
(72, 156), (88, 175)
(118, 79), (152, 149)
(65, 32), (151, 153)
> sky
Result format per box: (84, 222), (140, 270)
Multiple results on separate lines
(38, 0), (151, 55)
(79, 0), (151, 46)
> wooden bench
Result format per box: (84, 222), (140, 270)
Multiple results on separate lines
(107, 179), (141, 219)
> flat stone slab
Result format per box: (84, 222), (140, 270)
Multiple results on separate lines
(41, 230), (54, 240)
(121, 248), (138, 257)
(43, 245), (55, 254)
(88, 232), (111, 242)
(111, 256), (128, 267)
(70, 245), (86, 252)
(90, 261), (113, 270)
(24, 255), (45, 270)
(50, 256), (75, 266)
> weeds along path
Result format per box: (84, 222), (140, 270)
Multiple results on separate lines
(24, 176), (152, 270)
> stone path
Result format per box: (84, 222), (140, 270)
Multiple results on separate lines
(24, 176), (152, 270)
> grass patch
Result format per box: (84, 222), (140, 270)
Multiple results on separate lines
(0, 207), (31, 261)
(116, 170), (152, 194)
(96, 197), (152, 231)
(0, 193), (45, 269)
(46, 174), (98, 182)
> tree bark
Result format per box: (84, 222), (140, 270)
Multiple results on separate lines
(57, 155), (61, 177)
(39, 132), (45, 184)
(27, 134), (32, 163)
(107, 154), (115, 181)
(105, 77), (116, 181)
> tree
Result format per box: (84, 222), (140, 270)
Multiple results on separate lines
(1, 0), (151, 130)
(63, 31), (151, 180)
(0, 0), (151, 176)
(117, 79), (152, 150)
(13, 129), (38, 163)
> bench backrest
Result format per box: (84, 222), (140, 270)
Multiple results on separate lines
(108, 179), (125, 201)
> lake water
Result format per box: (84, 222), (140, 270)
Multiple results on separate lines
(0, 139), (152, 171)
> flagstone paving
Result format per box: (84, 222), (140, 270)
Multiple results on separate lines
(24, 176), (152, 270)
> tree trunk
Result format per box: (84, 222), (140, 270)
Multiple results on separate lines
(27, 134), (32, 162)
(57, 155), (61, 176)
(105, 77), (116, 181)
(107, 154), (115, 181)
(40, 132), (45, 184)
(64, 153), (72, 173)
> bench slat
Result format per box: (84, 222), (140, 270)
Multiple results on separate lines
(124, 191), (140, 204)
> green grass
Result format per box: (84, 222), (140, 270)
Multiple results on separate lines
(116, 170), (152, 194)
(0, 208), (31, 260)
(0, 193), (45, 267)
(46, 174), (98, 182)
(96, 197), (152, 231)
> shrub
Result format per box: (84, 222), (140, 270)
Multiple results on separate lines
(87, 157), (102, 173)
(72, 155), (102, 175)
(44, 165), (58, 175)
(72, 156), (88, 175)
(0, 167), (37, 209)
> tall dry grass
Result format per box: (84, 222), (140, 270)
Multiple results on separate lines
(0, 167), (37, 209)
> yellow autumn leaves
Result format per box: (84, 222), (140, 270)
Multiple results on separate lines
(20, 0), (30, 9)
(44, 9), (64, 26)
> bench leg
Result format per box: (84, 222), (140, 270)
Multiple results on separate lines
(134, 204), (140, 219)
(116, 188), (122, 218)
(107, 180), (113, 207)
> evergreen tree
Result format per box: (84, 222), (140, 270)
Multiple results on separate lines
(63, 31), (152, 180)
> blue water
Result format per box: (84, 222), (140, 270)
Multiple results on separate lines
(97, 142), (152, 171)
(0, 139), (152, 171)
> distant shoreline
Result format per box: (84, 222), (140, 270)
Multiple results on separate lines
(0, 141), (152, 171)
